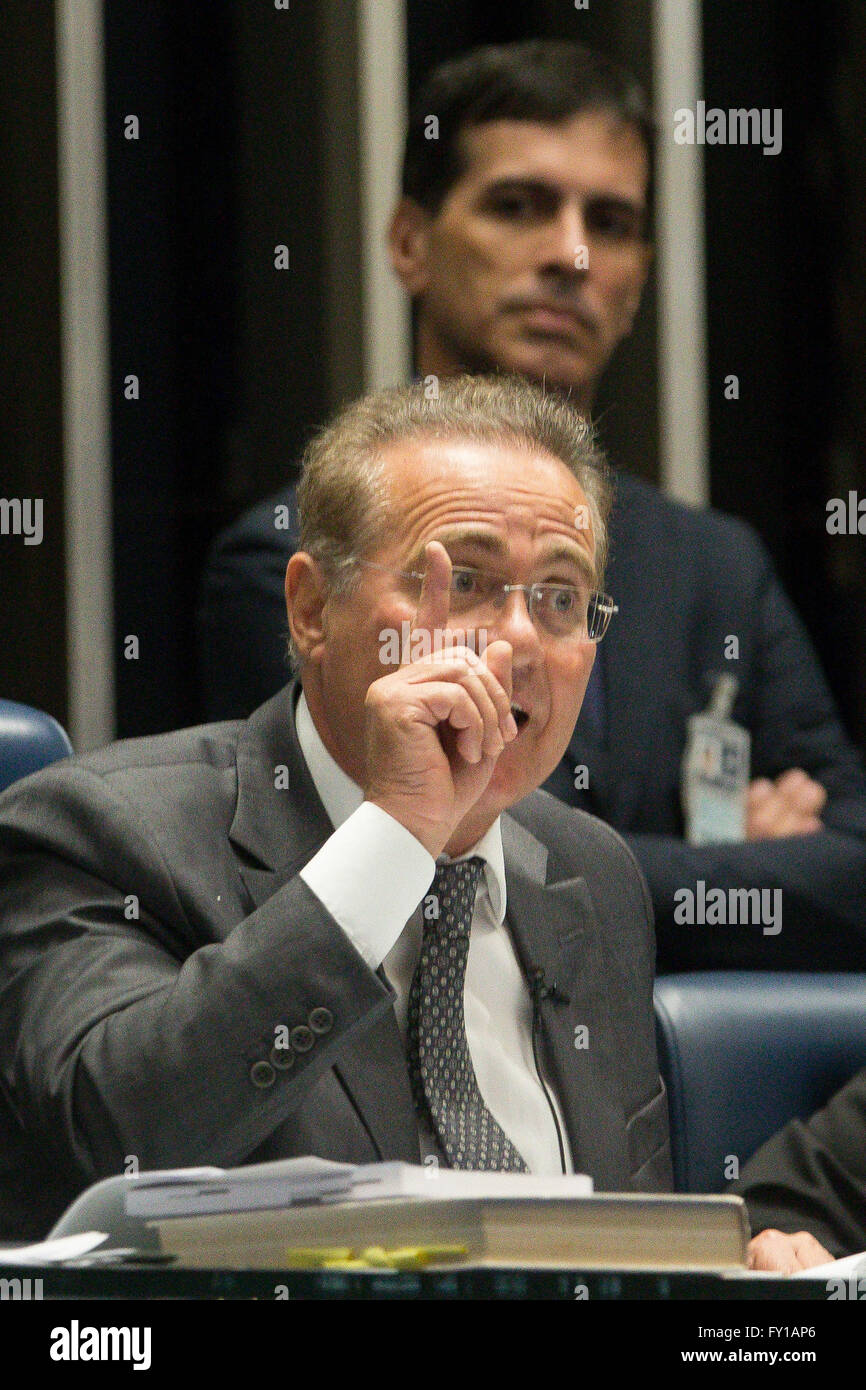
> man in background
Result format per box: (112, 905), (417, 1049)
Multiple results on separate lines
(198, 40), (866, 971)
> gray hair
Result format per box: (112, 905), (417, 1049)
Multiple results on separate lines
(288, 373), (611, 669)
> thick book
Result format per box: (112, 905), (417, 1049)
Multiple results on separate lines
(155, 1192), (749, 1270)
(50, 1160), (750, 1270)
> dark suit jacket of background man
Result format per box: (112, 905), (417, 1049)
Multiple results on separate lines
(197, 472), (866, 972)
(732, 1066), (866, 1258)
(0, 681), (671, 1241)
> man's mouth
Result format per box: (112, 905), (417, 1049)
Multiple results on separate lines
(512, 301), (597, 340)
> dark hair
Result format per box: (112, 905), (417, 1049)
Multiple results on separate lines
(402, 40), (654, 224)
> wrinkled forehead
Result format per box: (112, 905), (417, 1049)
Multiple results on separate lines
(380, 431), (587, 504)
(375, 433), (596, 572)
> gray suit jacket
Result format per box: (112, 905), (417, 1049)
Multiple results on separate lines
(0, 682), (671, 1239)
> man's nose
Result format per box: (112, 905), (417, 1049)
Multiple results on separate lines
(539, 201), (588, 276)
(489, 589), (544, 661)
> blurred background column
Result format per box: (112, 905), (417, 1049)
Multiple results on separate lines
(57, 0), (115, 750)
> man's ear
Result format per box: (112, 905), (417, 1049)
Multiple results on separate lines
(286, 553), (329, 663)
(388, 197), (433, 297)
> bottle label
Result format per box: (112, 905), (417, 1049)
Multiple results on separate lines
(681, 676), (750, 845)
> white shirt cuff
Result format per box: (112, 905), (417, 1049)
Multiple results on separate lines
(299, 802), (436, 971)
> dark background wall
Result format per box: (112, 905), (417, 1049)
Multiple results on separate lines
(103, 0), (331, 735)
(1, 0), (864, 745)
(0, 2), (66, 725)
(702, 0), (866, 739)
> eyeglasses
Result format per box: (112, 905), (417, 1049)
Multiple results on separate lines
(352, 561), (618, 643)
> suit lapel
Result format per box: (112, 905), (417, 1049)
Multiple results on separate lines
(229, 683), (419, 1163)
(501, 812), (632, 1189)
(228, 684), (334, 890)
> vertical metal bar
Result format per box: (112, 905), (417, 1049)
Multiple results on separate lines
(317, 0), (365, 409)
(56, 0), (115, 749)
(357, 0), (412, 390)
(652, 0), (709, 507)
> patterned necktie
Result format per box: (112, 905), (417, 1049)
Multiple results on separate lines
(407, 856), (528, 1171)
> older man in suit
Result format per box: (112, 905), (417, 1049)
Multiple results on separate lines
(198, 40), (866, 972)
(0, 375), (671, 1241)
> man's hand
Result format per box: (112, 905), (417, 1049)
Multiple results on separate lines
(747, 1228), (833, 1273)
(363, 542), (518, 857)
(746, 769), (826, 840)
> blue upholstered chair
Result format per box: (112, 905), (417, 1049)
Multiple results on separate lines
(0, 699), (74, 795)
(655, 971), (866, 1192)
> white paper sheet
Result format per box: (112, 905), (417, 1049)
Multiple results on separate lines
(0, 1231), (108, 1265)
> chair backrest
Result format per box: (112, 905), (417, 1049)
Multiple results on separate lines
(0, 700), (74, 794)
(655, 971), (866, 1193)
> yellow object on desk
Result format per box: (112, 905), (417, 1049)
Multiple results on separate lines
(279, 1247), (354, 1268)
(283, 1244), (468, 1271)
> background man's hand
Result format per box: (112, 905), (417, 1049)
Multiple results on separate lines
(363, 542), (518, 856)
(747, 1228), (833, 1273)
(746, 768), (826, 839)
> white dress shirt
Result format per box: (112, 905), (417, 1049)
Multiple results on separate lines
(296, 692), (573, 1175)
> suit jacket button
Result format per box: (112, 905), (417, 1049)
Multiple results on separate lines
(290, 1024), (314, 1052)
(269, 1043), (294, 1070)
(308, 1007), (333, 1035)
(250, 1060), (276, 1088)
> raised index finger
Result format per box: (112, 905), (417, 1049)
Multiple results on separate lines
(409, 540), (452, 659)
